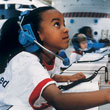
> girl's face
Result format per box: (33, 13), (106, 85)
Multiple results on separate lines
(37, 9), (69, 53)
(80, 41), (87, 49)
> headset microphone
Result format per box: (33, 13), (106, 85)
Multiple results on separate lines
(18, 11), (70, 66)
(58, 50), (70, 66)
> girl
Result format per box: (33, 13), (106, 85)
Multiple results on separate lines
(0, 6), (110, 110)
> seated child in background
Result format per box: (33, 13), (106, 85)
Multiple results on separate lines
(78, 26), (109, 50)
(70, 33), (88, 63)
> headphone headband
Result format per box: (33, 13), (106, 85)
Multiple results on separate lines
(19, 10), (30, 21)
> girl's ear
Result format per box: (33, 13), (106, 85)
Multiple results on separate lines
(37, 31), (44, 41)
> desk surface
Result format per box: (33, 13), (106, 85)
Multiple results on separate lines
(57, 74), (100, 110)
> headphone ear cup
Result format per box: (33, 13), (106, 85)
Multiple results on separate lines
(19, 30), (27, 45)
(73, 42), (80, 51)
(72, 35), (80, 51)
(18, 24), (40, 52)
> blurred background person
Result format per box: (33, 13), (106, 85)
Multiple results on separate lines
(70, 33), (90, 63)
(78, 26), (108, 51)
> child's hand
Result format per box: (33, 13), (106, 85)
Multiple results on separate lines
(70, 72), (86, 82)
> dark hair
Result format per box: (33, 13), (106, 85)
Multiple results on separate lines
(0, 6), (56, 73)
(78, 26), (91, 35)
(0, 17), (23, 73)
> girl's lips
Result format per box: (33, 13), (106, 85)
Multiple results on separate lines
(62, 36), (69, 40)
(63, 37), (70, 43)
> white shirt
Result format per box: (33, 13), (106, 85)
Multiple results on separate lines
(0, 51), (61, 110)
(69, 51), (83, 64)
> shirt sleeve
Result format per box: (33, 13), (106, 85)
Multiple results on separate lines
(24, 53), (56, 109)
(92, 42), (105, 50)
(87, 39), (105, 50)
(69, 52), (81, 63)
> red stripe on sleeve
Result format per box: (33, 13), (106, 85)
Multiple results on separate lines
(29, 78), (54, 109)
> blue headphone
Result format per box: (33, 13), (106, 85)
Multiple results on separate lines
(72, 34), (80, 51)
(18, 11), (39, 52)
(58, 50), (70, 66)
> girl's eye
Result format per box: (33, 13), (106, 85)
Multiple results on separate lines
(54, 22), (60, 27)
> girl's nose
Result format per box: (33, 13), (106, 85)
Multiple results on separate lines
(63, 27), (69, 33)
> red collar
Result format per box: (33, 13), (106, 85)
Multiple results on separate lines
(42, 59), (55, 71)
(72, 51), (83, 55)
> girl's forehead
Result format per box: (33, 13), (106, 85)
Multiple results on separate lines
(41, 9), (64, 22)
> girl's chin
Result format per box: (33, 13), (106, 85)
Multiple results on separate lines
(65, 44), (69, 48)
(62, 45), (69, 49)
